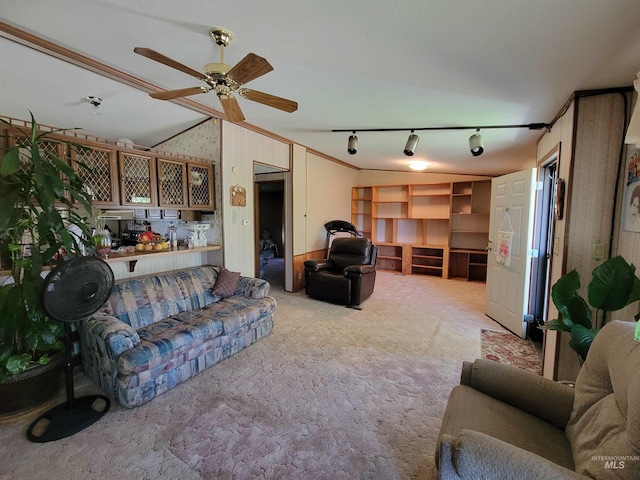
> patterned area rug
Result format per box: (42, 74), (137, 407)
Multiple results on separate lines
(481, 329), (542, 375)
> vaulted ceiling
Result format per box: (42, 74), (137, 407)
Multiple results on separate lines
(1, 0), (640, 175)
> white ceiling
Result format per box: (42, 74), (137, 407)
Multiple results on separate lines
(1, 0), (640, 176)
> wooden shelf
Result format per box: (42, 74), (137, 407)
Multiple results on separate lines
(351, 180), (490, 281)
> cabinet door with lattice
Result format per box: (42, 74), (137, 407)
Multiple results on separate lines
(71, 144), (119, 206)
(8, 132), (68, 203)
(118, 151), (157, 206)
(157, 157), (188, 208)
(187, 163), (214, 209)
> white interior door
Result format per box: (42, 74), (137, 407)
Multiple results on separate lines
(485, 169), (536, 338)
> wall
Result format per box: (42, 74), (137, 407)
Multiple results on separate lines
(537, 91), (631, 380)
(305, 152), (360, 252)
(536, 100), (575, 379)
(107, 249), (220, 281)
(221, 121), (290, 276)
(155, 119), (223, 260)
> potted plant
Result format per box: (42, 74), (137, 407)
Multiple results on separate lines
(0, 113), (94, 413)
(546, 255), (640, 364)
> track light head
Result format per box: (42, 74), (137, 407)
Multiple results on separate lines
(469, 129), (484, 156)
(347, 132), (358, 155)
(404, 132), (419, 156)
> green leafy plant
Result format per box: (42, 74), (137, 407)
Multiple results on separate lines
(0, 113), (93, 381)
(546, 255), (640, 363)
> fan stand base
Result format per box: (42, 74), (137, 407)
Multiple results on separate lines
(26, 395), (110, 443)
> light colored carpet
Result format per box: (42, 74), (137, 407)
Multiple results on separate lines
(0, 271), (508, 480)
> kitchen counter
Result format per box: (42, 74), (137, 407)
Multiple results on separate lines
(103, 244), (222, 272)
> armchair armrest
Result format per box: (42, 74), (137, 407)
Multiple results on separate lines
(236, 276), (271, 299)
(439, 430), (587, 479)
(83, 314), (141, 359)
(463, 359), (574, 429)
(344, 264), (376, 275)
(304, 259), (334, 272)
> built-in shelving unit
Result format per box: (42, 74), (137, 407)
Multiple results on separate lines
(351, 187), (373, 239)
(352, 180), (490, 281)
(448, 181), (491, 281)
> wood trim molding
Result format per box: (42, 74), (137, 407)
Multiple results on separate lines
(0, 21), (224, 119)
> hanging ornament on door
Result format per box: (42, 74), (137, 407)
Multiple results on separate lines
(496, 209), (514, 267)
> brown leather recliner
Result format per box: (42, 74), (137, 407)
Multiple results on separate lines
(304, 237), (377, 308)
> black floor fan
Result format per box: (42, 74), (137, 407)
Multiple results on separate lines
(27, 256), (114, 443)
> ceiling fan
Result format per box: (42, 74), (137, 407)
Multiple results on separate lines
(134, 27), (298, 123)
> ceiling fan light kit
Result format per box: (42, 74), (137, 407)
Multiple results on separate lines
(85, 96), (103, 115)
(134, 26), (297, 123)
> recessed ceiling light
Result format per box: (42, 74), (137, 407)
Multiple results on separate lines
(408, 161), (428, 171)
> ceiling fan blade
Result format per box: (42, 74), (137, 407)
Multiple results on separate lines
(134, 47), (205, 80)
(150, 86), (208, 100)
(226, 53), (273, 86)
(219, 94), (245, 122)
(241, 89), (298, 113)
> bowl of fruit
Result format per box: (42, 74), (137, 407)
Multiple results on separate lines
(135, 231), (169, 252)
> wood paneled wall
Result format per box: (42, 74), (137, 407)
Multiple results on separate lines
(538, 91), (630, 381)
(221, 122), (290, 276)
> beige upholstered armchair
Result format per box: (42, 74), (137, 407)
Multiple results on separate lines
(436, 320), (640, 479)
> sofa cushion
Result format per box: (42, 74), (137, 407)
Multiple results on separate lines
(439, 384), (574, 470)
(174, 266), (220, 309)
(212, 267), (241, 298)
(566, 321), (640, 478)
(107, 274), (188, 329)
(117, 310), (224, 376)
(205, 295), (277, 335)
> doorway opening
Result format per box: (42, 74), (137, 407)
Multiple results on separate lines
(257, 180), (285, 291)
(528, 153), (559, 352)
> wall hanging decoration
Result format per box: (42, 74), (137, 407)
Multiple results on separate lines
(230, 184), (246, 207)
(496, 208), (514, 267)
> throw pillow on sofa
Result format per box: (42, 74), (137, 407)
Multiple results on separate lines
(212, 267), (241, 298)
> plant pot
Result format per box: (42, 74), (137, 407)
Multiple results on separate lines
(0, 353), (64, 415)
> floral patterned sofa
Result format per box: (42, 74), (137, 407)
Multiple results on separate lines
(78, 265), (275, 408)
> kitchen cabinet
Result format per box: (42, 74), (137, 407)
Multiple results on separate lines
(1, 115), (216, 213)
(71, 143), (119, 207)
(157, 156), (188, 208)
(187, 163), (215, 210)
(118, 151), (158, 207)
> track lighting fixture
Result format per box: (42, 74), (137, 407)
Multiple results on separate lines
(85, 96), (103, 115)
(333, 123), (549, 157)
(347, 131), (358, 155)
(403, 131), (419, 156)
(469, 129), (484, 156)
